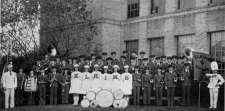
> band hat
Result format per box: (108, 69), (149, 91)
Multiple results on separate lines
(124, 65), (129, 69)
(7, 64), (13, 68)
(84, 65), (90, 69)
(113, 65), (119, 69)
(74, 64), (79, 67)
(103, 66), (108, 69)
(211, 61), (218, 71)
(94, 64), (99, 67)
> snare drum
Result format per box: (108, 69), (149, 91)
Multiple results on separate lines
(90, 100), (98, 108)
(96, 89), (114, 108)
(86, 91), (96, 100)
(120, 98), (128, 108)
(113, 99), (121, 108)
(113, 89), (124, 100)
(81, 99), (90, 108)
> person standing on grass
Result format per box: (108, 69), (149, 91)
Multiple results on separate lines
(2, 64), (17, 110)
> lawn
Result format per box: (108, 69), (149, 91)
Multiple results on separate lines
(0, 105), (223, 111)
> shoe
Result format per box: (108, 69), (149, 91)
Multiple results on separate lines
(209, 106), (213, 109)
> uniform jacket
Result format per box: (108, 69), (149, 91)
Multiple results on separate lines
(133, 73), (142, 87)
(164, 72), (177, 87)
(38, 74), (49, 84)
(154, 74), (164, 88)
(181, 70), (191, 86)
(49, 73), (60, 87)
(2, 71), (17, 88)
(142, 74), (153, 87)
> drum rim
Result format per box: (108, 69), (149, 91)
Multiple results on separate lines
(96, 89), (114, 107)
(81, 99), (90, 108)
(86, 91), (96, 100)
(113, 89), (124, 100)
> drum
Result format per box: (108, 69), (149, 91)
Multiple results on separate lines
(24, 77), (37, 92)
(86, 91), (96, 100)
(90, 100), (98, 108)
(120, 98), (128, 108)
(113, 89), (124, 100)
(113, 100), (121, 108)
(96, 89), (114, 108)
(81, 99), (90, 108)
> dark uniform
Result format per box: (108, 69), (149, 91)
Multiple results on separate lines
(154, 70), (164, 106)
(59, 70), (71, 104)
(37, 72), (49, 105)
(181, 64), (191, 105)
(132, 67), (141, 105)
(49, 70), (60, 105)
(142, 69), (153, 105)
(164, 68), (177, 107)
(16, 72), (25, 105)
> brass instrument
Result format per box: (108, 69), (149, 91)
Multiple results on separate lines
(50, 73), (57, 87)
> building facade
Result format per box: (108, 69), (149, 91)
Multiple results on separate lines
(90, 0), (225, 60)
(40, 0), (225, 60)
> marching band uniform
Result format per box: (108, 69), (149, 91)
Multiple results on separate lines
(101, 66), (112, 90)
(69, 64), (83, 105)
(206, 61), (225, 109)
(181, 64), (191, 106)
(37, 70), (48, 105)
(49, 68), (60, 105)
(60, 69), (71, 104)
(142, 68), (153, 105)
(121, 65), (133, 100)
(82, 65), (92, 93)
(111, 65), (121, 92)
(154, 68), (164, 106)
(16, 69), (25, 105)
(2, 65), (17, 109)
(164, 66), (177, 107)
(111, 52), (120, 66)
(132, 66), (141, 105)
(25, 70), (37, 105)
(92, 64), (102, 92)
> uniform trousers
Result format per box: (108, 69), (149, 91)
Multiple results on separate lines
(167, 87), (175, 107)
(38, 84), (47, 105)
(5, 88), (15, 109)
(61, 84), (70, 104)
(133, 86), (140, 105)
(155, 87), (163, 105)
(143, 86), (151, 105)
(50, 87), (58, 105)
(182, 85), (190, 105)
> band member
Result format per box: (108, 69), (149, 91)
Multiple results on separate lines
(111, 52), (120, 66)
(106, 57), (113, 73)
(132, 66), (141, 105)
(49, 67), (60, 105)
(60, 68), (71, 104)
(140, 58), (149, 74)
(82, 65), (92, 94)
(122, 50), (128, 59)
(142, 67), (153, 105)
(181, 63), (191, 106)
(92, 64), (101, 92)
(164, 65), (177, 107)
(102, 52), (108, 64)
(154, 67), (164, 106)
(121, 65), (132, 101)
(25, 70), (37, 105)
(2, 64), (17, 110)
(95, 56), (104, 72)
(37, 69), (48, 105)
(206, 61), (225, 109)
(119, 56), (129, 72)
(16, 68), (25, 105)
(138, 51), (146, 66)
(100, 66), (112, 90)
(69, 64), (83, 105)
(111, 65), (121, 92)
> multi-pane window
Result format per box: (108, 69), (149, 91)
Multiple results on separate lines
(150, 0), (165, 14)
(177, 0), (195, 10)
(176, 34), (195, 56)
(127, 0), (140, 18)
(149, 38), (164, 56)
(125, 40), (139, 59)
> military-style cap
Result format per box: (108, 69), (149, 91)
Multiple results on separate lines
(94, 64), (99, 67)
(161, 56), (166, 58)
(149, 55), (156, 58)
(84, 65), (90, 69)
(102, 52), (107, 55)
(96, 56), (102, 60)
(155, 57), (161, 60)
(103, 66), (108, 69)
(122, 50), (127, 53)
(140, 51), (146, 54)
(167, 56), (172, 59)
(143, 58), (149, 61)
(84, 56), (91, 61)
(172, 55), (177, 59)
(111, 51), (116, 55)
(106, 57), (113, 61)
(113, 65), (119, 69)
(120, 56), (126, 59)
(124, 65), (129, 69)
(79, 55), (85, 58)
(7, 64), (13, 68)
(74, 64), (79, 67)
(134, 66), (139, 69)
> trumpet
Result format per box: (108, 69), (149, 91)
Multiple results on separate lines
(174, 77), (178, 82)
(50, 74), (57, 87)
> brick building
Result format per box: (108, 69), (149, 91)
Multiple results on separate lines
(40, 0), (225, 59)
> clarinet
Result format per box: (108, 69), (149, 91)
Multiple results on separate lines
(50, 74), (56, 87)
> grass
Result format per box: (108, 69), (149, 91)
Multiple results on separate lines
(1, 105), (223, 111)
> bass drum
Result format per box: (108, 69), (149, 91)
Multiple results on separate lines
(86, 91), (96, 101)
(120, 98), (128, 108)
(81, 99), (90, 108)
(113, 89), (124, 100)
(113, 99), (121, 108)
(96, 89), (114, 108)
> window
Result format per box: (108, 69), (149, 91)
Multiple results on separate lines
(127, 0), (140, 18)
(150, 0), (165, 14)
(149, 38), (164, 56)
(209, 0), (225, 5)
(125, 40), (139, 58)
(177, 0), (195, 10)
(176, 34), (195, 56)
(209, 31), (225, 62)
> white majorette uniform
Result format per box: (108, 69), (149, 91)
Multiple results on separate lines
(2, 64), (17, 109)
(111, 65), (121, 92)
(206, 61), (225, 109)
(101, 66), (112, 90)
(69, 70), (83, 94)
(121, 66), (133, 95)
(92, 64), (102, 92)
(82, 65), (92, 93)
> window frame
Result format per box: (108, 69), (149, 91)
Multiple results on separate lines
(127, 0), (140, 18)
(148, 37), (164, 56)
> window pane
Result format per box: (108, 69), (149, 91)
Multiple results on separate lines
(149, 38), (164, 56)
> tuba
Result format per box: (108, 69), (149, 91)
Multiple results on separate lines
(183, 47), (193, 59)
